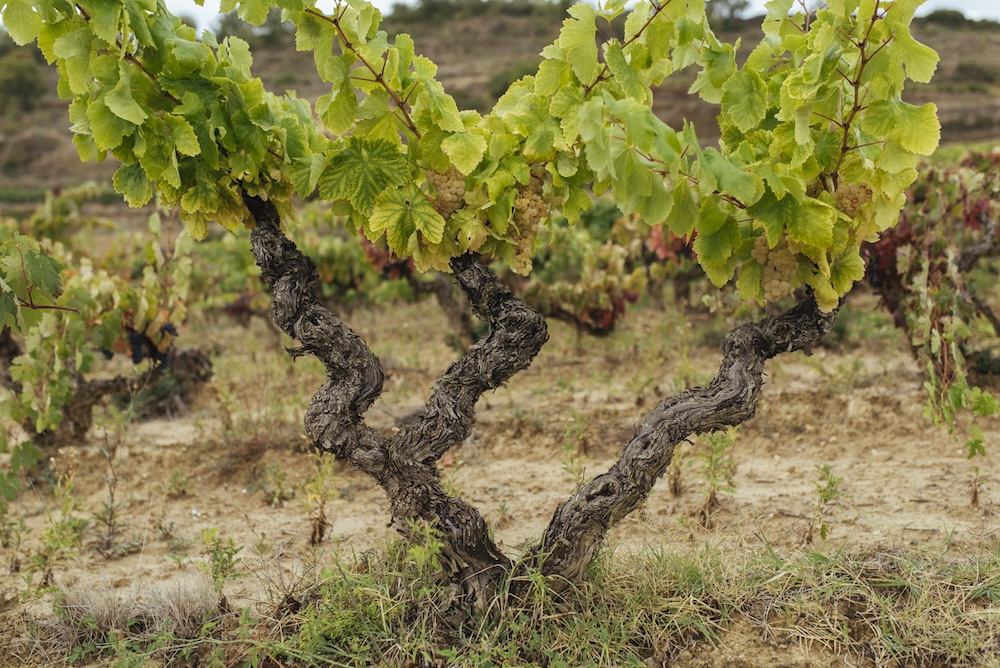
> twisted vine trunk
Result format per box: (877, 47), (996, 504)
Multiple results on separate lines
(537, 298), (838, 582)
(244, 194), (838, 606)
(245, 195), (547, 610)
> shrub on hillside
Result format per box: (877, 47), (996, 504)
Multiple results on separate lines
(0, 48), (48, 114)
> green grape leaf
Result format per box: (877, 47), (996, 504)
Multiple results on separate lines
(605, 41), (645, 100)
(748, 188), (834, 249)
(700, 148), (760, 205)
(53, 28), (96, 97)
(316, 80), (358, 136)
(10, 441), (42, 475)
(412, 56), (464, 133)
(863, 100), (940, 156)
(972, 390), (998, 418)
(22, 250), (62, 298)
(105, 64), (148, 126)
(237, 0), (270, 25)
(0, 290), (17, 331)
(664, 178), (698, 238)
(166, 36), (213, 76)
(441, 132), (487, 176)
(369, 184), (445, 254)
(319, 137), (410, 216)
(88, 93), (133, 150)
(113, 162), (153, 207)
(558, 2), (599, 85)
(965, 424), (986, 459)
(180, 177), (221, 214)
(829, 248), (865, 295)
(736, 259), (763, 302)
(165, 114), (201, 157)
(893, 30), (939, 84)
(721, 68), (767, 133)
(694, 216), (739, 267)
(2, 0), (42, 45)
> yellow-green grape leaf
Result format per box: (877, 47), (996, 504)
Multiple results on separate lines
(441, 132), (487, 176)
(892, 30), (939, 84)
(721, 68), (767, 133)
(605, 41), (645, 100)
(829, 248), (865, 295)
(369, 184), (445, 255)
(113, 163), (153, 207)
(318, 137), (409, 216)
(411, 56), (464, 133)
(863, 99), (941, 156)
(450, 210), (488, 252)
(557, 2), (599, 85)
(105, 64), (148, 126)
(787, 198), (836, 249)
(736, 259), (763, 302)
(2, 0), (42, 45)
(53, 28), (94, 97)
(700, 148), (761, 205)
(316, 80), (358, 136)
(165, 114), (201, 157)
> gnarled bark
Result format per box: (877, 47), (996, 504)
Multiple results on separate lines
(537, 297), (838, 583)
(244, 195), (547, 609)
(244, 193), (841, 606)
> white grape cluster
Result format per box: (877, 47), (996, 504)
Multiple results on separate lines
(426, 166), (466, 219)
(510, 173), (548, 275)
(751, 235), (802, 302)
(834, 182), (874, 217)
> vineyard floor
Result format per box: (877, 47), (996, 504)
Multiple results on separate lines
(2, 291), (999, 666)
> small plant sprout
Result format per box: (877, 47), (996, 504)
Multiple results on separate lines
(199, 528), (244, 592)
(808, 464), (846, 543)
(692, 427), (737, 529)
(561, 409), (588, 488)
(297, 452), (339, 546)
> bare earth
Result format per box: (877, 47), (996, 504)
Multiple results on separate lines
(1, 291), (996, 666)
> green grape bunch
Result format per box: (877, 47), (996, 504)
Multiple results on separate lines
(1, 0), (939, 311)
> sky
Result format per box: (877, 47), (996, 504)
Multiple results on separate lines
(163, 0), (1000, 31)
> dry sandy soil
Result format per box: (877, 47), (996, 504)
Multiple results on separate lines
(0, 289), (997, 666)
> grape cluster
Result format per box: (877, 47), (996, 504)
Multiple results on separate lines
(510, 172), (549, 274)
(751, 235), (802, 302)
(426, 166), (466, 219)
(834, 182), (874, 217)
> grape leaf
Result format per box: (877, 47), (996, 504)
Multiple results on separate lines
(113, 162), (153, 207)
(105, 64), (148, 126)
(664, 178), (698, 238)
(441, 132), (487, 176)
(829, 248), (865, 295)
(721, 68), (767, 133)
(605, 42), (646, 100)
(2, 0), (42, 45)
(700, 148), (761, 205)
(318, 137), (410, 216)
(557, 3), (599, 85)
(369, 184), (445, 254)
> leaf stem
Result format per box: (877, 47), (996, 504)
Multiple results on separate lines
(305, 6), (422, 139)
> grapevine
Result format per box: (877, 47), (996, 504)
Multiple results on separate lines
(4, 0), (942, 606)
(865, 150), (1000, 456)
(0, 197), (203, 453)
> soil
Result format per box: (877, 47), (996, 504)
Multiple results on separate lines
(1, 290), (997, 666)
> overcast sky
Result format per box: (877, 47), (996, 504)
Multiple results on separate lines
(164, 0), (1000, 30)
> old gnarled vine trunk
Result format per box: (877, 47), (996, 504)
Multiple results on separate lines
(244, 195), (839, 609)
